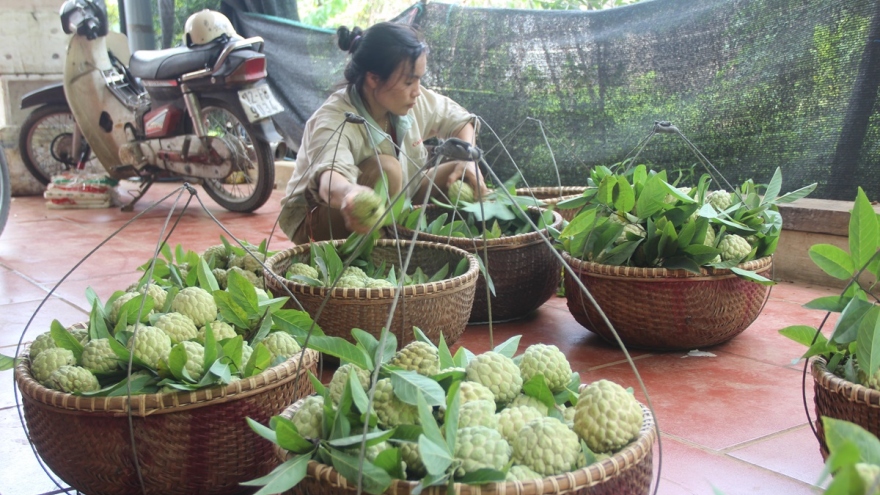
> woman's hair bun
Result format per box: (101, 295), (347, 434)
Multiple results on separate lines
(337, 26), (364, 53)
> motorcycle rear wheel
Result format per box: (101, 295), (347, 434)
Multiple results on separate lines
(199, 100), (275, 213)
(18, 104), (100, 186)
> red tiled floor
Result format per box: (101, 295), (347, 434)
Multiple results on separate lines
(0, 182), (836, 494)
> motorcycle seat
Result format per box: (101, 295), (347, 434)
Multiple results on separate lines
(129, 43), (224, 81)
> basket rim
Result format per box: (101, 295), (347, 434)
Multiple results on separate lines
(394, 205), (563, 249)
(265, 238), (480, 299)
(515, 186), (589, 197)
(14, 347), (320, 416)
(276, 397), (656, 495)
(561, 251), (773, 280)
(812, 356), (880, 408)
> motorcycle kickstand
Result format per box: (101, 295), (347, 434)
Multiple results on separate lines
(121, 175), (155, 212)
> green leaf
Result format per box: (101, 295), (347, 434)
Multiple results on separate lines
(103, 371), (156, 397)
(197, 257), (220, 293)
(613, 175), (635, 213)
(120, 294), (155, 324)
(240, 454), (310, 495)
(106, 334), (132, 363)
(522, 374), (556, 412)
(303, 335), (371, 370)
(203, 321), (218, 369)
(419, 435), (452, 477)
(89, 300), (111, 341)
(273, 309), (323, 339)
(823, 416), (880, 465)
(275, 417), (316, 454)
(246, 416), (279, 445)
(226, 269), (260, 316)
(808, 244), (855, 280)
(635, 174), (668, 219)
(437, 333), (454, 371)
(244, 342), (272, 378)
(729, 267), (775, 285)
(856, 305), (880, 377)
(390, 370), (446, 407)
(214, 291), (251, 329)
(0, 354), (17, 371)
(850, 187), (880, 274)
(329, 448), (393, 495)
(492, 335), (520, 358)
(804, 295), (851, 313)
(830, 297), (876, 344)
(50, 319), (84, 362)
(457, 468), (507, 484)
(168, 343), (188, 382)
(222, 335), (244, 372)
(779, 325), (825, 348)
(773, 182), (817, 204)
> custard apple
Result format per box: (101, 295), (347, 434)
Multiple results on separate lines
(349, 191), (385, 229)
(241, 342), (254, 367)
(453, 426), (510, 477)
(512, 416), (581, 476)
(706, 190), (733, 211)
(703, 225), (716, 247)
(373, 378), (419, 427)
(508, 394), (550, 415)
(262, 331), (301, 362)
(458, 380), (496, 404)
(153, 312), (198, 344)
(226, 254), (245, 269)
(202, 244), (229, 267)
(399, 441), (426, 478)
(31, 347), (76, 384)
(466, 351), (523, 405)
(198, 320), (237, 343)
(519, 344), (573, 393)
(573, 380), (643, 453)
(171, 287), (217, 327)
(365, 278), (395, 289)
(110, 291), (152, 324)
(389, 341), (439, 376)
(81, 338), (120, 373)
(68, 328), (90, 345)
(458, 399), (498, 429)
(506, 464), (544, 482)
(28, 332), (57, 360)
(495, 404), (546, 444)
(448, 180), (475, 203)
(241, 250), (266, 274)
(718, 234), (752, 262)
(179, 341), (205, 381)
(293, 394), (325, 439)
(336, 275), (366, 288)
(46, 365), (100, 394)
(212, 268), (228, 289)
(131, 283), (168, 310)
(328, 363), (372, 404)
(128, 325), (172, 369)
(286, 262), (319, 281)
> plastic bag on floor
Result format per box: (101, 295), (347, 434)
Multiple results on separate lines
(44, 173), (119, 209)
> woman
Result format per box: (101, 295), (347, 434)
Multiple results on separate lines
(278, 22), (487, 243)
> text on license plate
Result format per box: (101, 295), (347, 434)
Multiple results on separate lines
(238, 86), (285, 122)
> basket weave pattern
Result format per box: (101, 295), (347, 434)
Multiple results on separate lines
(14, 348), (319, 495)
(562, 253), (773, 350)
(276, 399), (655, 495)
(515, 186), (588, 222)
(395, 206), (563, 323)
(264, 239), (479, 347)
(812, 357), (880, 460)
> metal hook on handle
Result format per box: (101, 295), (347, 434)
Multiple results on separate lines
(344, 112), (366, 124)
(653, 121), (679, 134)
(434, 137), (482, 162)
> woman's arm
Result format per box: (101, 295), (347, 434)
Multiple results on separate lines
(444, 122), (489, 195)
(318, 169), (376, 233)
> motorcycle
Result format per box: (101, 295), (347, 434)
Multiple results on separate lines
(56, 0), (285, 212)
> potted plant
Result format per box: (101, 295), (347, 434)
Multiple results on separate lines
(779, 187), (880, 459)
(558, 164), (815, 350)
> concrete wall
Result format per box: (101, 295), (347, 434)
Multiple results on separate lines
(0, 0), (70, 195)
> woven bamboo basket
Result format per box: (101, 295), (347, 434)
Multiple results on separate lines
(264, 239), (479, 348)
(562, 252), (773, 350)
(274, 397), (656, 495)
(811, 357), (880, 460)
(515, 186), (588, 222)
(14, 347), (319, 495)
(395, 206), (563, 324)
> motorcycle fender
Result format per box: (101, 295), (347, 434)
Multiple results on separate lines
(20, 83), (67, 110)
(120, 135), (234, 179)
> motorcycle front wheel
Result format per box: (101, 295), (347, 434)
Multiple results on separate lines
(199, 100), (275, 213)
(18, 104), (100, 186)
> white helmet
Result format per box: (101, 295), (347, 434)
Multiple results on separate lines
(185, 10), (236, 46)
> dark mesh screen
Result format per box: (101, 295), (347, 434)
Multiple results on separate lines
(230, 0), (880, 200)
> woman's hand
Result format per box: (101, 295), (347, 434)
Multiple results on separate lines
(446, 160), (490, 199)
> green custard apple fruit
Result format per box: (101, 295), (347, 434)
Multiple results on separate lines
(128, 325), (172, 369)
(389, 341), (440, 376)
(365, 278), (395, 289)
(453, 426), (510, 477)
(212, 268), (228, 289)
(508, 393), (551, 415)
(448, 180), (475, 203)
(31, 347), (76, 384)
(512, 416), (581, 476)
(198, 320), (237, 343)
(170, 287), (217, 327)
(495, 404), (546, 444)
(81, 338), (120, 373)
(465, 351), (523, 405)
(718, 234), (752, 262)
(46, 365), (100, 394)
(506, 464), (544, 482)
(573, 379), (643, 453)
(373, 377), (419, 428)
(153, 312), (198, 344)
(458, 380), (496, 404)
(132, 283), (168, 310)
(706, 190), (733, 211)
(293, 394), (325, 440)
(349, 191), (385, 228)
(398, 441), (426, 478)
(179, 341), (205, 381)
(518, 343), (573, 393)
(328, 363), (372, 404)
(28, 332), (57, 360)
(262, 331), (301, 362)
(286, 262), (319, 281)
(457, 399), (498, 429)
(202, 244), (229, 267)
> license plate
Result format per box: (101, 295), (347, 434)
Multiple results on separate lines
(238, 86), (284, 122)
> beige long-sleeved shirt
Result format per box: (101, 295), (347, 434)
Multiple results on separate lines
(278, 85), (476, 240)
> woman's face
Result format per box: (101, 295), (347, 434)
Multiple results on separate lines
(370, 53), (426, 117)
